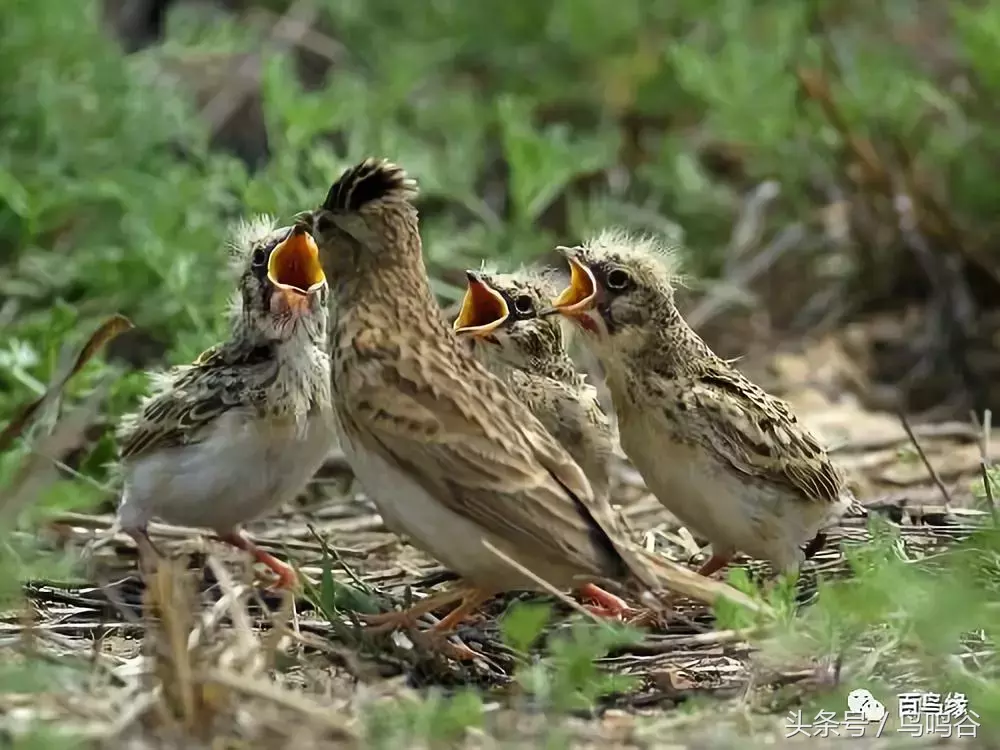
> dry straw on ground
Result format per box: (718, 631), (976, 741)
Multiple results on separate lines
(1, 327), (995, 748)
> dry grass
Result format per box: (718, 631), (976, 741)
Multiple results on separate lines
(3, 334), (997, 748)
(0, 324), (994, 748)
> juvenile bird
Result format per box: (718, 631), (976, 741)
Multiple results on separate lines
(452, 267), (626, 615)
(298, 159), (761, 644)
(116, 219), (333, 588)
(452, 266), (616, 512)
(546, 230), (852, 578)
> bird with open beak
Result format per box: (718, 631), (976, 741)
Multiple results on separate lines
(452, 266), (629, 617)
(116, 220), (334, 588)
(295, 159), (764, 656)
(545, 230), (853, 580)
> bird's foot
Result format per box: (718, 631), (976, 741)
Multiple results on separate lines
(219, 530), (298, 591)
(358, 586), (472, 635)
(258, 555), (298, 591)
(578, 583), (640, 621)
(695, 552), (734, 579)
(361, 587), (493, 663)
(412, 631), (483, 662)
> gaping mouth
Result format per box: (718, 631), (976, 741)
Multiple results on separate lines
(453, 271), (509, 337)
(267, 226), (326, 295)
(550, 253), (597, 314)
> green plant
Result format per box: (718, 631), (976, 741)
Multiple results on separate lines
(501, 602), (643, 713)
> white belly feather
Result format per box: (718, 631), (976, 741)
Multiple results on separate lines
(118, 410), (334, 533)
(619, 413), (846, 570)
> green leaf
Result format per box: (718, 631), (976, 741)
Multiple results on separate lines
(501, 600), (553, 654)
(497, 96), (616, 225)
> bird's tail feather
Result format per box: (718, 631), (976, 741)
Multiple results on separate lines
(630, 546), (773, 616)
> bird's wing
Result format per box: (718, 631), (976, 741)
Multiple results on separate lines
(666, 363), (845, 504)
(118, 343), (275, 460)
(339, 337), (630, 578)
(539, 377), (616, 497)
(341, 341), (770, 610)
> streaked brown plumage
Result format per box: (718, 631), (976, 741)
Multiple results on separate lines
(547, 230), (853, 577)
(452, 266), (616, 507)
(297, 159), (763, 644)
(452, 266), (629, 615)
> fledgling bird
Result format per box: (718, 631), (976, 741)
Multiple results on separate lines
(452, 266), (626, 615)
(297, 159), (762, 645)
(546, 230), (853, 578)
(452, 266), (617, 509)
(116, 219), (333, 588)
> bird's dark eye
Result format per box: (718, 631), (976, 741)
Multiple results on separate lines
(513, 294), (535, 316)
(251, 247), (268, 267)
(605, 268), (631, 291)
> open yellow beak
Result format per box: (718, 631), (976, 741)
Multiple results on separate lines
(550, 252), (597, 315)
(453, 271), (509, 337)
(267, 226), (326, 313)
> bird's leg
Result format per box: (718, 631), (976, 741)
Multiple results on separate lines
(576, 583), (639, 619)
(218, 530), (297, 590)
(412, 588), (494, 661)
(696, 551), (734, 578)
(360, 586), (469, 633)
(125, 525), (161, 575)
(428, 589), (493, 634)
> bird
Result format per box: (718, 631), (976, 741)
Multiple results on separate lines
(544, 229), (853, 579)
(452, 266), (632, 617)
(295, 158), (764, 647)
(451, 266), (617, 534)
(115, 218), (334, 588)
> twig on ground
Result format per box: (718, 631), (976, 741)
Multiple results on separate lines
(897, 411), (953, 512)
(970, 409), (997, 519)
(205, 667), (358, 738)
(481, 539), (602, 624)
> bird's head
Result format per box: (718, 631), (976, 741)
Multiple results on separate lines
(543, 230), (684, 358)
(231, 218), (328, 344)
(453, 266), (567, 372)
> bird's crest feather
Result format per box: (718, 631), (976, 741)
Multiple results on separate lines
(584, 228), (689, 289)
(225, 213), (283, 279)
(323, 158), (419, 213)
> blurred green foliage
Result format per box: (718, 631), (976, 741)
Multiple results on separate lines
(4, 0), (1000, 436)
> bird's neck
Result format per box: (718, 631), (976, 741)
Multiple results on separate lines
(274, 324), (327, 361)
(533, 350), (583, 386)
(330, 257), (447, 343)
(474, 337), (580, 386)
(606, 307), (718, 382)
